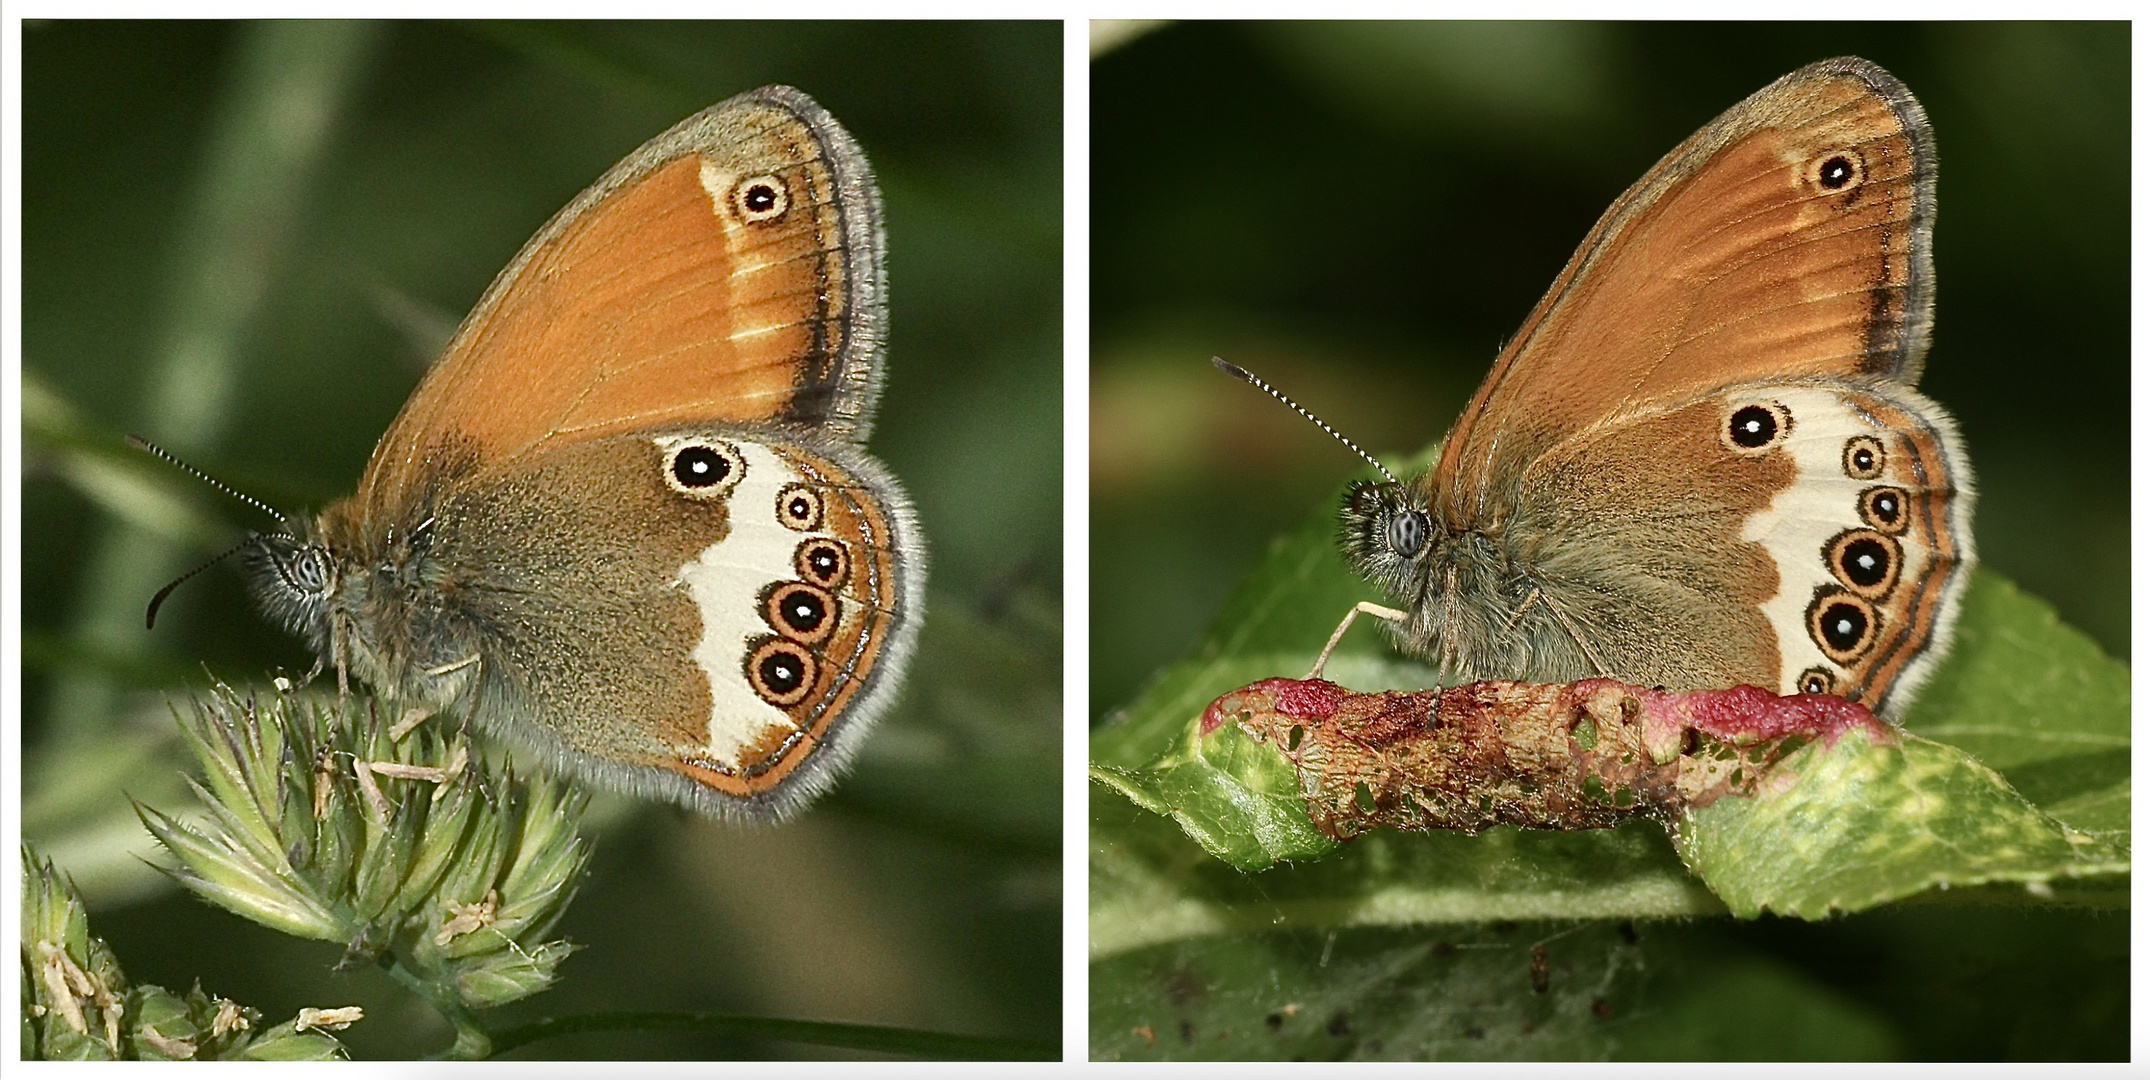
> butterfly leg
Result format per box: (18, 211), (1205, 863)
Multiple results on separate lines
(1536, 590), (1611, 678)
(330, 613), (351, 701)
(1503, 588), (1543, 632)
(425, 653), (481, 701)
(389, 705), (434, 741)
(1309, 601), (1409, 680)
(424, 654), (481, 677)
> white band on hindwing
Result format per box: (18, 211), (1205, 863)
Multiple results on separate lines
(1735, 385), (1960, 706)
(668, 437), (824, 768)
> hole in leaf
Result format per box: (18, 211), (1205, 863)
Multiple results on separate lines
(1573, 715), (1598, 751)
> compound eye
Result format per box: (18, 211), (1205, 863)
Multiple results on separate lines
(285, 549), (327, 594)
(1386, 510), (1428, 558)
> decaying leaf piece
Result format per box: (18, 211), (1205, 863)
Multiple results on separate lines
(1206, 677), (1891, 840)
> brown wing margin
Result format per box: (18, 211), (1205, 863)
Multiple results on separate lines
(759, 85), (890, 441)
(354, 86), (888, 518)
(1431, 58), (1936, 528)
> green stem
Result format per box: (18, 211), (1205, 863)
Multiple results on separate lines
(378, 951), (493, 1060)
(486, 1011), (1056, 1061)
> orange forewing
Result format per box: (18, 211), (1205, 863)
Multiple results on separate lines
(1434, 58), (1933, 528)
(355, 91), (882, 521)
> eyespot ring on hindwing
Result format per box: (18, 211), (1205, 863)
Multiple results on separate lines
(731, 174), (790, 224)
(1859, 486), (1910, 535)
(1721, 401), (1792, 455)
(776, 483), (824, 531)
(795, 537), (849, 589)
(1843, 435), (1887, 480)
(1806, 588), (1880, 664)
(1796, 666), (1837, 696)
(763, 581), (840, 646)
(1825, 528), (1901, 601)
(660, 438), (747, 499)
(744, 635), (818, 708)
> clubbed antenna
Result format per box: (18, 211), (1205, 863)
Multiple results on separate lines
(1211, 357), (1399, 485)
(145, 536), (255, 629)
(127, 435), (291, 629)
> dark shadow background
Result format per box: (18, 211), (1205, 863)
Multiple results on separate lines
(1092, 21), (2127, 719)
(1090, 21), (2127, 1062)
(23, 20), (1061, 1059)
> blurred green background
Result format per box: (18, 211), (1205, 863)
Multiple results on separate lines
(1091, 21), (2127, 719)
(23, 20), (1061, 1059)
(1090, 22), (2126, 1061)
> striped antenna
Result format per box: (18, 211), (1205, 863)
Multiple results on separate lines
(1211, 357), (1398, 485)
(127, 435), (289, 529)
(144, 536), (254, 629)
(126, 435), (291, 629)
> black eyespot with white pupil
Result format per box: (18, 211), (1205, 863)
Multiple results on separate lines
(1724, 402), (1790, 453)
(1860, 487), (1908, 534)
(663, 440), (745, 497)
(733, 174), (789, 223)
(746, 637), (817, 707)
(1807, 589), (1878, 663)
(674, 447), (728, 486)
(1798, 667), (1835, 696)
(1386, 510), (1428, 558)
(1840, 539), (1890, 587)
(764, 582), (838, 645)
(759, 651), (805, 694)
(797, 539), (848, 588)
(1843, 435), (1886, 480)
(1821, 604), (1867, 650)
(1817, 154), (1859, 190)
(776, 483), (823, 531)
(1826, 529), (1900, 600)
(784, 592), (823, 630)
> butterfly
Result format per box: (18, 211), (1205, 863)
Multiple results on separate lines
(1326, 57), (1971, 719)
(240, 85), (923, 822)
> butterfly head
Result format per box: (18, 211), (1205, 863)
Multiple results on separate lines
(1339, 478), (1433, 597)
(242, 527), (339, 653)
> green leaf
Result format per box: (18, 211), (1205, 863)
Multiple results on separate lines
(237, 1023), (354, 1061)
(1676, 728), (2129, 917)
(1899, 573), (2132, 836)
(1092, 920), (1652, 1060)
(1090, 715), (1335, 872)
(1091, 919), (1915, 1061)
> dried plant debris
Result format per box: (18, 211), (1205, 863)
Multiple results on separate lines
(1207, 677), (1886, 840)
(20, 845), (351, 1061)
